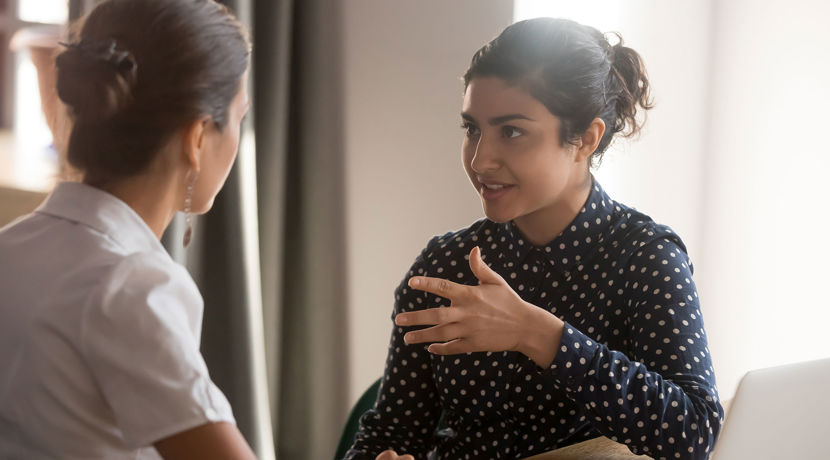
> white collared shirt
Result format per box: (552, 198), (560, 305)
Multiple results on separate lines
(0, 182), (235, 459)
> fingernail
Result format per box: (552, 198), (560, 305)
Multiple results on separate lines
(396, 315), (408, 326)
(427, 345), (435, 353)
(403, 333), (410, 344)
(409, 278), (420, 288)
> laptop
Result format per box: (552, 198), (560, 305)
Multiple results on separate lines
(711, 357), (830, 459)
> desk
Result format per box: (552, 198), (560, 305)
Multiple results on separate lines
(525, 436), (652, 460)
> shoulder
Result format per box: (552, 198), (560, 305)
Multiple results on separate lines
(602, 203), (696, 292)
(603, 202), (689, 267)
(102, 251), (193, 290)
(84, 251), (201, 336)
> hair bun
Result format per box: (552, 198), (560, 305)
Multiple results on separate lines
(56, 38), (138, 123)
(607, 38), (653, 138)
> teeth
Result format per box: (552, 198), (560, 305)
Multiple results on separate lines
(484, 184), (505, 190)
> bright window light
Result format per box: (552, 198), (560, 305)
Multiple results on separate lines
(14, 52), (52, 153)
(18, 0), (68, 25)
(514, 0), (625, 31)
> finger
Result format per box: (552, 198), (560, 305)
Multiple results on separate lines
(395, 306), (460, 327)
(403, 322), (464, 345)
(375, 449), (404, 460)
(408, 275), (466, 300)
(375, 450), (413, 460)
(468, 246), (503, 285)
(427, 338), (471, 355)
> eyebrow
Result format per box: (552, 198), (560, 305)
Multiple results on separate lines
(460, 112), (535, 125)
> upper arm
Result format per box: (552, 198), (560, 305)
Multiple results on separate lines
(80, 253), (236, 448)
(621, 236), (721, 402)
(155, 422), (255, 460)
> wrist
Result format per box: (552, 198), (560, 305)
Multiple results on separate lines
(519, 303), (564, 368)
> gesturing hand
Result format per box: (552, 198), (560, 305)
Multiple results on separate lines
(375, 450), (414, 460)
(395, 246), (564, 367)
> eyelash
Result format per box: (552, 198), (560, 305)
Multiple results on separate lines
(460, 122), (480, 138)
(460, 122), (523, 139)
(502, 126), (522, 139)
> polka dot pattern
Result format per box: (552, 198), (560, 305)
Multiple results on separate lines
(345, 182), (723, 460)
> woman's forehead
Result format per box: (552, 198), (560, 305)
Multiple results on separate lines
(462, 77), (552, 122)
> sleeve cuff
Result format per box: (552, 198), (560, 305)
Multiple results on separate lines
(545, 322), (601, 393)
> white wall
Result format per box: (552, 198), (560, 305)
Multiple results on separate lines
(699, 0), (830, 398)
(343, 1), (515, 405)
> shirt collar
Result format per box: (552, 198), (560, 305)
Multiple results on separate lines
(497, 179), (617, 275)
(35, 181), (166, 255)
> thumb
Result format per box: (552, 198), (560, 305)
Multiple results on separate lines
(469, 246), (502, 285)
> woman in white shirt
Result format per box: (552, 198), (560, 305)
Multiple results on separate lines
(0, 0), (255, 458)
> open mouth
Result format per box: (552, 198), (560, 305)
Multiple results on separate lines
(479, 183), (514, 200)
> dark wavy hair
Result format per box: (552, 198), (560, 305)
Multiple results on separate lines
(464, 18), (653, 166)
(56, 0), (251, 185)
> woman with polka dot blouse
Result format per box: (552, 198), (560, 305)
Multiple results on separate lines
(345, 18), (723, 460)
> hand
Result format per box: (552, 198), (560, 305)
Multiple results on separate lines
(395, 246), (564, 367)
(375, 450), (414, 460)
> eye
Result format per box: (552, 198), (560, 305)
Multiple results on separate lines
(461, 121), (480, 138)
(502, 125), (523, 139)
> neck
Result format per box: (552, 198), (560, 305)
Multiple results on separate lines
(513, 172), (593, 246)
(89, 171), (182, 239)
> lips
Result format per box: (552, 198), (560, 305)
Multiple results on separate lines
(478, 179), (514, 200)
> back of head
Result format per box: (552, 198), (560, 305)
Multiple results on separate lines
(56, 0), (251, 185)
(464, 18), (653, 166)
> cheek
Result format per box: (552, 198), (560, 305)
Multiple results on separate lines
(194, 127), (241, 213)
(516, 147), (572, 194)
(217, 126), (242, 174)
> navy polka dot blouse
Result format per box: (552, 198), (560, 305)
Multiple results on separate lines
(345, 181), (723, 460)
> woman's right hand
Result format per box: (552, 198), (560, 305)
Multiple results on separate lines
(375, 449), (414, 460)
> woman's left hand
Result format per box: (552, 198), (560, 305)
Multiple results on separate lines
(395, 246), (564, 367)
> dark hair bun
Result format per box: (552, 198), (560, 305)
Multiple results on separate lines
(56, 39), (138, 123)
(608, 38), (653, 139)
(60, 0), (250, 184)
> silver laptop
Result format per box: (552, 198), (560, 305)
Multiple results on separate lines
(711, 357), (830, 459)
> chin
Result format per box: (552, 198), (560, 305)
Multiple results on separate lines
(482, 206), (517, 224)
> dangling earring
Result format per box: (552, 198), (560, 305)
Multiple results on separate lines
(183, 170), (198, 248)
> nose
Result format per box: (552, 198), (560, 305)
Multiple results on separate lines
(469, 135), (499, 174)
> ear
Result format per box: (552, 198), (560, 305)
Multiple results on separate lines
(181, 116), (212, 172)
(574, 117), (606, 163)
